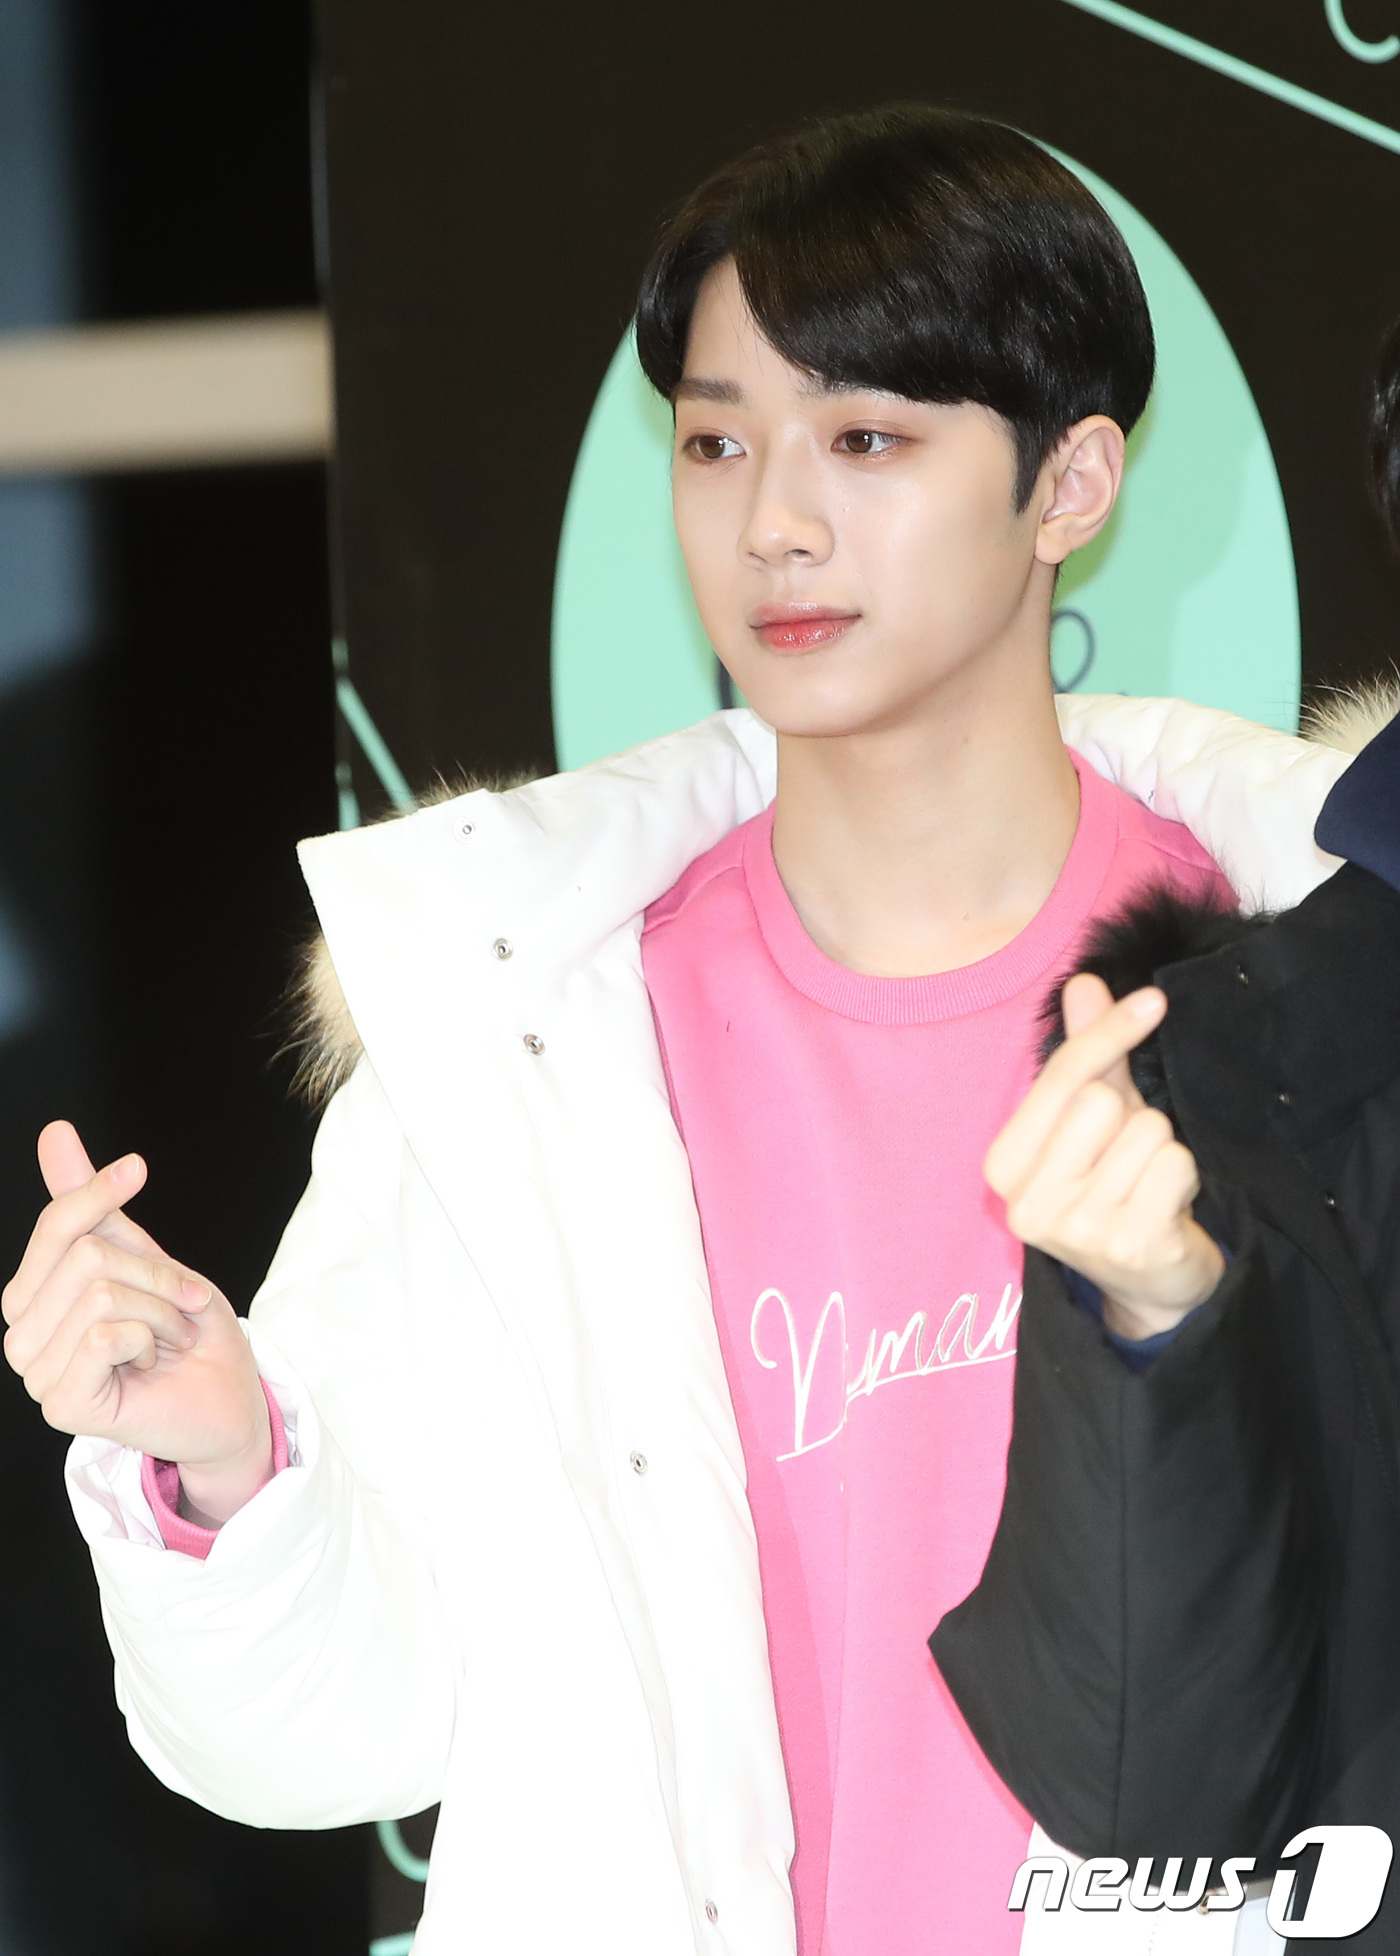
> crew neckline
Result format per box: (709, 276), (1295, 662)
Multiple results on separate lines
(740, 750), (1119, 1025)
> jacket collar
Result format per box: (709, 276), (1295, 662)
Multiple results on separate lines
(437, 709), (777, 977)
(290, 697), (1358, 1099)
(299, 692), (1356, 1025)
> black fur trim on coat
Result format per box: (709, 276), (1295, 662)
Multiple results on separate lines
(1039, 885), (1271, 1113)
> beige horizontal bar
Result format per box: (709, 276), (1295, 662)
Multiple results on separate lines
(0, 310), (332, 474)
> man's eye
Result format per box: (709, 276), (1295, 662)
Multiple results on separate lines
(684, 433), (742, 462)
(837, 429), (899, 456)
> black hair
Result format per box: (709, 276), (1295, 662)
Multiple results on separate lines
(1371, 314), (1400, 556)
(635, 105), (1155, 511)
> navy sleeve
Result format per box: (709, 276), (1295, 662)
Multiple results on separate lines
(1062, 1247), (1231, 1375)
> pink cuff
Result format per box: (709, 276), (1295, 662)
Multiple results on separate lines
(140, 1379), (289, 1560)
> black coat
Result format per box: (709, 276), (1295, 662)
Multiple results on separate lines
(930, 854), (1400, 1951)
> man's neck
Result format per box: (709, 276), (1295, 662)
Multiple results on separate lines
(770, 657), (1080, 979)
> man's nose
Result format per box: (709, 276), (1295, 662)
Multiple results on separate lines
(738, 453), (834, 567)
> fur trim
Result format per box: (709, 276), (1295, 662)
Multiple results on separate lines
(286, 768), (539, 1106)
(285, 933), (361, 1107)
(1039, 886), (1267, 1111)
(1302, 677), (1400, 756)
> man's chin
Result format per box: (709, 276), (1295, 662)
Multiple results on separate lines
(733, 675), (909, 742)
(754, 705), (895, 742)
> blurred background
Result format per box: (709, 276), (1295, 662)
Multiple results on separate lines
(0, 1), (1397, 1952)
(0, 0), (350, 1953)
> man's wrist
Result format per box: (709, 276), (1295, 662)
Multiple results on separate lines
(176, 1410), (275, 1527)
(1101, 1292), (1196, 1341)
(1100, 1235), (1227, 1342)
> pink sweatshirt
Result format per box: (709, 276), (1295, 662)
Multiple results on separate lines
(640, 755), (1231, 1954)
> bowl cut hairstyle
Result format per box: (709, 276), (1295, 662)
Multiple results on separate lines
(635, 105), (1156, 510)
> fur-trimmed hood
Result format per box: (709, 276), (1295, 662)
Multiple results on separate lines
(1301, 678), (1400, 756)
(285, 689), (1398, 1106)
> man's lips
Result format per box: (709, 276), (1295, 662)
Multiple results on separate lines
(750, 605), (860, 652)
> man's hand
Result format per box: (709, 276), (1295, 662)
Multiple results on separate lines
(985, 974), (1225, 1341)
(3, 1121), (273, 1524)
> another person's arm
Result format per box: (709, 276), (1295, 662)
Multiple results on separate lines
(930, 979), (1318, 1862)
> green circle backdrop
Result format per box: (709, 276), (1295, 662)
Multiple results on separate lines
(552, 154), (1300, 772)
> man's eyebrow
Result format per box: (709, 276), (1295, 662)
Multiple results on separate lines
(673, 376), (747, 405)
(797, 374), (883, 400)
(673, 373), (895, 405)
(793, 375), (891, 402)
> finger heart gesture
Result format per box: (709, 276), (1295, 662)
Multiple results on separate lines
(984, 972), (1225, 1341)
(2, 1120), (272, 1523)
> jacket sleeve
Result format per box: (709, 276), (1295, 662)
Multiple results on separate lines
(930, 1213), (1323, 1864)
(64, 1060), (456, 1829)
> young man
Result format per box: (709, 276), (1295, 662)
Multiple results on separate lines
(0, 109), (1363, 1952)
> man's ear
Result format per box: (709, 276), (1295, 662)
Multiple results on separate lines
(1033, 415), (1126, 567)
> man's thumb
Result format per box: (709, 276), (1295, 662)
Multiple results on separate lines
(1060, 971), (1117, 1039)
(1060, 973), (1152, 1109)
(37, 1120), (100, 1200)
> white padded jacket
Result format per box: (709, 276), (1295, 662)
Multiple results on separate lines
(65, 698), (1356, 1955)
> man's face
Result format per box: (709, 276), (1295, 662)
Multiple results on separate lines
(670, 259), (1053, 739)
